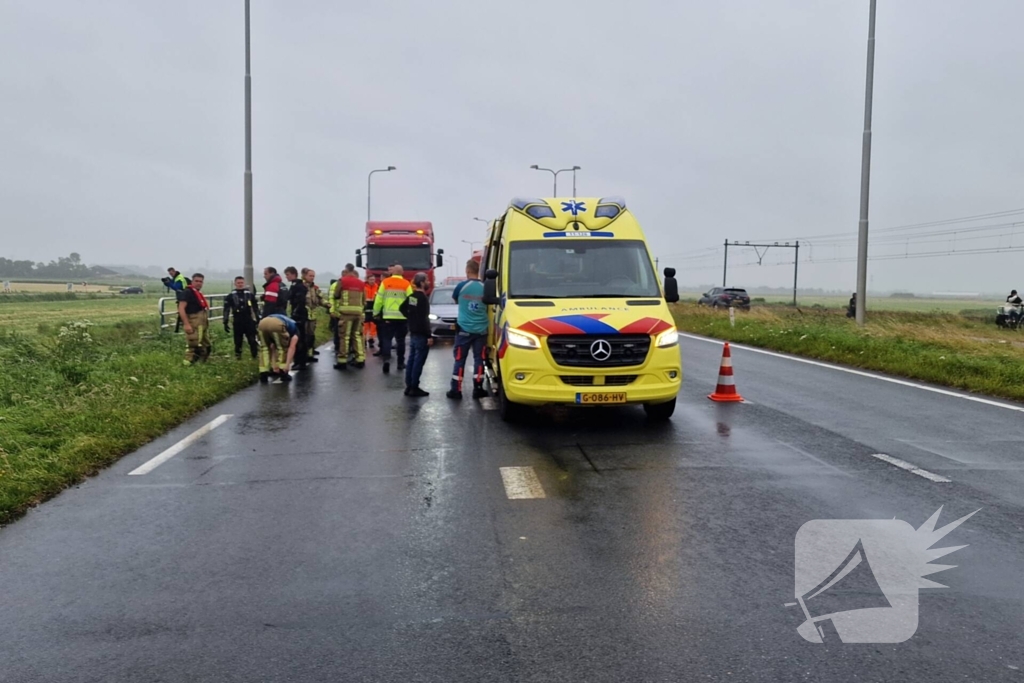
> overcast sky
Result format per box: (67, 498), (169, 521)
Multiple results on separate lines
(2, 0), (1023, 293)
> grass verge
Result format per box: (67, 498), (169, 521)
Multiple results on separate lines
(0, 312), (330, 525)
(672, 304), (1024, 402)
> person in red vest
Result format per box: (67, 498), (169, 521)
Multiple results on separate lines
(176, 273), (211, 365)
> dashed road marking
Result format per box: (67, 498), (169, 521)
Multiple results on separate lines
(678, 332), (1024, 414)
(499, 466), (546, 499)
(869, 453), (951, 483)
(128, 415), (233, 476)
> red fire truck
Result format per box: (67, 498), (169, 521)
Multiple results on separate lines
(356, 221), (444, 292)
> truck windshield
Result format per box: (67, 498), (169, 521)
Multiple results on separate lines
(508, 240), (660, 299)
(367, 245), (431, 270)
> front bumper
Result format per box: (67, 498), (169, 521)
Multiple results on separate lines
(429, 319), (458, 337)
(499, 343), (681, 406)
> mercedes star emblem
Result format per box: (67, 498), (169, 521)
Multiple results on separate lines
(590, 339), (612, 362)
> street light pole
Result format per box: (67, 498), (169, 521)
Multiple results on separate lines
(367, 166), (396, 221)
(855, 0), (877, 326)
(243, 0), (254, 289)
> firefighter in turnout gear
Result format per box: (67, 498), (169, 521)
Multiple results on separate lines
(176, 273), (211, 365)
(332, 264), (366, 370)
(257, 313), (301, 383)
(373, 265), (413, 375)
(223, 276), (260, 359)
(364, 274), (378, 350)
(303, 268), (329, 363)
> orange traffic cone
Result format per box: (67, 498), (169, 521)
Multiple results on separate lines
(708, 342), (744, 402)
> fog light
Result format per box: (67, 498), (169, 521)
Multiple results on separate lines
(515, 373), (526, 381)
(668, 370), (679, 379)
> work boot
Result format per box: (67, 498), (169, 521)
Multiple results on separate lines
(334, 362), (347, 371)
(367, 338), (375, 348)
(259, 372), (270, 384)
(472, 384), (488, 400)
(397, 361), (405, 371)
(312, 349), (320, 356)
(383, 361), (390, 374)
(372, 350), (382, 357)
(354, 361), (365, 369)
(410, 387), (430, 398)
(446, 389), (463, 400)
(404, 386), (411, 396)
(309, 356), (319, 363)
(235, 353), (242, 361)
(279, 372), (293, 383)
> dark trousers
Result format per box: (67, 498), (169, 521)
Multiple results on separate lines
(405, 334), (430, 389)
(378, 319), (407, 365)
(451, 332), (486, 390)
(293, 317), (309, 366)
(330, 317), (340, 353)
(232, 319), (258, 358)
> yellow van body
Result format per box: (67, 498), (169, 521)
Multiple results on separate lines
(481, 197), (681, 419)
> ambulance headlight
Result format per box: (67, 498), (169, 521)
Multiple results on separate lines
(655, 327), (678, 348)
(507, 327), (541, 350)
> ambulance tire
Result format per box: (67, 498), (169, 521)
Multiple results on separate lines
(497, 378), (525, 423)
(643, 398), (676, 422)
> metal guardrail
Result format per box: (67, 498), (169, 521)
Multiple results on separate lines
(158, 294), (229, 332)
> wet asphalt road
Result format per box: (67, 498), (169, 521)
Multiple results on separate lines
(1, 336), (1022, 682)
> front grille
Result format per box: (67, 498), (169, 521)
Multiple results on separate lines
(605, 375), (638, 386)
(560, 376), (595, 386)
(547, 335), (651, 368)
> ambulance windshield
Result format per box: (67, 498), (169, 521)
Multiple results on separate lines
(508, 240), (660, 299)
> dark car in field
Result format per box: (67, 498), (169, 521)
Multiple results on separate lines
(119, 286), (144, 294)
(698, 287), (751, 309)
(428, 286), (459, 338)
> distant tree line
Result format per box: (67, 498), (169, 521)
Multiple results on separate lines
(0, 253), (118, 280)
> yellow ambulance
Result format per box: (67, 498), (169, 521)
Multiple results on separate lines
(480, 197), (681, 421)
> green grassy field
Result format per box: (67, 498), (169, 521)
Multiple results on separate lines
(679, 292), (1003, 314)
(0, 294), (329, 525)
(672, 303), (1024, 402)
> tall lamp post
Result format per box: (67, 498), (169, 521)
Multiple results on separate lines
(243, 0), (254, 288)
(367, 166), (396, 221)
(854, 0), (877, 326)
(530, 165), (581, 197)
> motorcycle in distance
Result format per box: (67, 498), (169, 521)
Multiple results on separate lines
(995, 304), (1023, 330)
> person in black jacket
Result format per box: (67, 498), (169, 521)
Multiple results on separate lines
(223, 276), (261, 359)
(399, 272), (433, 397)
(284, 266), (310, 367)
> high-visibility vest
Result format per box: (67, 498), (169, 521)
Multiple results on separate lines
(373, 275), (413, 320)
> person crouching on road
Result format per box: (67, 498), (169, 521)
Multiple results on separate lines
(257, 313), (300, 383)
(373, 264), (413, 375)
(223, 276), (260, 360)
(177, 273), (211, 365)
(399, 272), (433, 397)
(332, 264), (367, 370)
(447, 259), (489, 400)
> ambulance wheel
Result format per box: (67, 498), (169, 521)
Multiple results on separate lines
(644, 398), (676, 422)
(497, 379), (525, 423)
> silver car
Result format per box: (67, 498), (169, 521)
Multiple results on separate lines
(428, 286), (460, 338)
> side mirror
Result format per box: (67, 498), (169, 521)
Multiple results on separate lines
(482, 268), (500, 305)
(663, 267), (679, 303)
(355, 250), (363, 268)
(436, 248), (444, 269)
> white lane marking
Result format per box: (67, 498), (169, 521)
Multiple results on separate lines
(869, 453), (952, 483)
(678, 332), (1024, 414)
(128, 415), (233, 475)
(499, 466), (546, 499)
